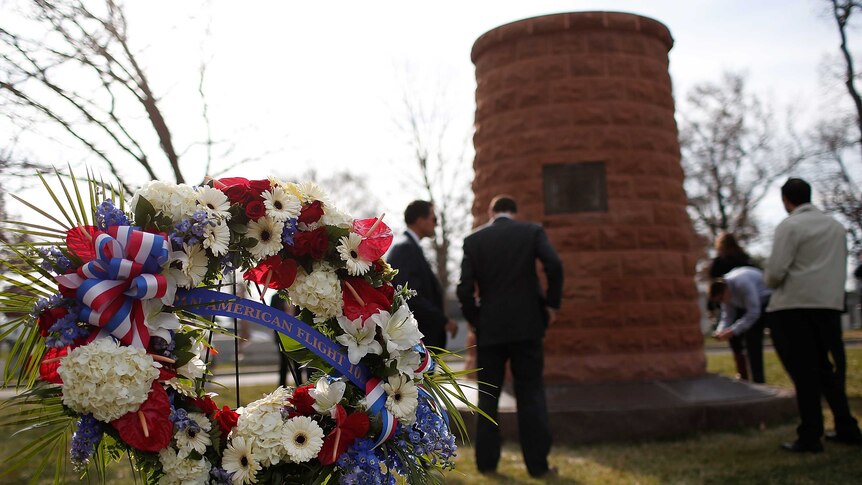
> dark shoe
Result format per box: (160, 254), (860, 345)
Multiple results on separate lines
(478, 468), (499, 476)
(825, 431), (862, 445)
(781, 441), (823, 453)
(530, 466), (559, 479)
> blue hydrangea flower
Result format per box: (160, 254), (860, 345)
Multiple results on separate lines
(70, 414), (105, 466)
(95, 199), (130, 230)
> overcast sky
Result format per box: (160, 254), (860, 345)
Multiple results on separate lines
(3, 0), (851, 248)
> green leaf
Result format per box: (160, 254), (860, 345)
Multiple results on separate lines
(133, 195), (156, 230)
(240, 237), (258, 248)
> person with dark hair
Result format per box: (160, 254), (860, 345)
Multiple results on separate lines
(766, 177), (862, 452)
(707, 232), (757, 379)
(457, 194), (563, 478)
(708, 267), (771, 383)
(387, 200), (457, 349)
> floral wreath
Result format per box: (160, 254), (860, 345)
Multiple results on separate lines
(0, 171), (480, 485)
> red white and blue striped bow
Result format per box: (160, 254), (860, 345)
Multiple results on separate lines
(364, 376), (398, 449)
(56, 226), (171, 349)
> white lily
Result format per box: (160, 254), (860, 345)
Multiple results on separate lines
(309, 377), (346, 414)
(335, 315), (383, 364)
(370, 305), (423, 354)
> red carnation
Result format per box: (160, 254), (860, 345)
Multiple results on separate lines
(298, 201), (325, 224)
(192, 395), (220, 416)
(38, 346), (68, 384)
(37, 307), (69, 337)
(112, 383), (173, 452)
(244, 255), (298, 289)
(215, 406), (240, 438)
(342, 277), (395, 322)
(318, 405), (370, 465)
(288, 384), (316, 416)
(292, 227), (329, 260)
(245, 199), (267, 220)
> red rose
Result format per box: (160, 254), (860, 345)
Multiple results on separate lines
(292, 227), (329, 260)
(215, 406), (240, 438)
(288, 385), (316, 416)
(224, 184), (253, 204)
(244, 255), (297, 289)
(298, 201), (325, 224)
(39, 346), (67, 384)
(37, 307), (69, 337)
(248, 179), (272, 193)
(245, 200), (267, 220)
(192, 395), (219, 416)
(342, 277), (395, 322)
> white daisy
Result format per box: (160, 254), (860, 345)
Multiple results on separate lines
(223, 436), (260, 485)
(262, 187), (301, 222)
(182, 243), (209, 287)
(196, 185), (232, 220)
(336, 233), (371, 276)
(203, 220), (231, 256)
(383, 374), (419, 423)
(295, 181), (329, 205)
(281, 416), (324, 463)
(175, 412), (212, 455)
(335, 314), (382, 364)
(370, 305), (424, 354)
(246, 216), (285, 259)
(309, 377), (346, 414)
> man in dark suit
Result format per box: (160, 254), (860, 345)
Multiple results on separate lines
(457, 195), (563, 478)
(387, 200), (457, 349)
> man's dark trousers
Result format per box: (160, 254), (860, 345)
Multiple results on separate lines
(476, 339), (551, 477)
(770, 309), (860, 444)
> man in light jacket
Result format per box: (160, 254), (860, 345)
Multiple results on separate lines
(765, 178), (862, 452)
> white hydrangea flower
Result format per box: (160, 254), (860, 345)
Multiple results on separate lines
(295, 181), (330, 205)
(132, 180), (198, 222)
(370, 305), (423, 354)
(288, 263), (343, 321)
(282, 416), (324, 463)
(309, 377), (345, 414)
(383, 374), (419, 424)
(231, 387), (291, 467)
(158, 447), (211, 485)
(58, 338), (160, 422)
(335, 315), (382, 364)
(320, 203), (353, 229)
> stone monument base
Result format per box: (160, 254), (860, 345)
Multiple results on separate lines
(456, 374), (796, 444)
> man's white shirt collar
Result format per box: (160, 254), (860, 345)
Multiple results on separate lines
(405, 228), (422, 246)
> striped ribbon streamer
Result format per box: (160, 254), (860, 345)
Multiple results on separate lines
(364, 376), (398, 449)
(56, 226), (170, 348)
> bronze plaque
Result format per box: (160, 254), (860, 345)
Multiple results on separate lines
(543, 162), (608, 214)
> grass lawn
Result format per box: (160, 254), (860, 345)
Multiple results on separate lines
(2, 348), (862, 484)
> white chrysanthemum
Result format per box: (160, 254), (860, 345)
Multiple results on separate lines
(370, 305), (423, 354)
(262, 187), (301, 222)
(383, 374), (419, 424)
(222, 436), (260, 485)
(158, 447), (211, 485)
(335, 315), (382, 364)
(288, 263), (343, 320)
(295, 181), (329, 205)
(282, 416), (324, 463)
(320, 203), (354, 229)
(175, 412), (213, 455)
(231, 387), (291, 467)
(387, 348), (422, 378)
(203, 220), (231, 256)
(309, 377), (345, 414)
(58, 338), (160, 422)
(336, 232), (371, 276)
(196, 185), (232, 220)
(247, 217), (284, 259)
(132, 180), (198, 222)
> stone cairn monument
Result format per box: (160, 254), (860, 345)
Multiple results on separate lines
(470, 12), (704, 383)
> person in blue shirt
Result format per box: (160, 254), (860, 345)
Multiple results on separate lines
(709, 266), (772, 383)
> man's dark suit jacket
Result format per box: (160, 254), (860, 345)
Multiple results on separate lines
(387, 231), (448, 348)
(457, 217), (563, 347)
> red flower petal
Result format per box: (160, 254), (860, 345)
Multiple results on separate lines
(353, 217), (393, 261)
(342, 277), (394, 322)
(318, 405), (370, 465)
(244, 256), (297, 289)
(214, 177), (250, 189)
(65, 226), (102, 263)
(111, 382), (172, 452)
(38, 347), (67, 384)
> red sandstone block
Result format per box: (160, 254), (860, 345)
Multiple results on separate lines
(642, 37), (671, 59)
(641, 277), (675, 300)
(530, 57), (569, 82)
(639, 18), (675, 50)
(614, 201), (655, 224)
(682, 254), (699, 277)
(666, 227), (692, 251)
(604, 13), (640, 32)
(496, 22), (534, 45)
(492, 88), (518, 112)
(566, 12), (608, 30)
(570, 54), (607, 77)
(569, 278), (601, 303)
(586, 32), (620, 53)
(606, 176), (633, 198)
(569, 252), (622, 278)
(516, 35), (551, 60)
(549, 32), (587, 55)
(637, 58), (667, 81)
(608, 55), (641, 78)
(652, 203), (687, 226)
(607, 101), (644, 125)
(601, 277), (642, 303)
(531, 105), (574, 130)
(662, 303), (699, 324)
(673, 277), (699, 300)
(502, 64), (534, 89)
(591, 79), (628, 101)
(575, 303), (624, 328)
(625, 79), (657, 103)
(632, 177), (663, 200)
(616, 34), (649, 56)
(549, 79), (592, 103)
(622, 303), (663, 327)
(570, 104), (611, 126)
(608, 332), (646, 352)
(657, 253), (685, 275)
(599, 225), (638, 250)
(621, 252), (662, 276)
(637, 227), (668, 250)
(528, 15), (569, 35)
(494, 112), (530, 136)
(517, 83), (550, 109)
